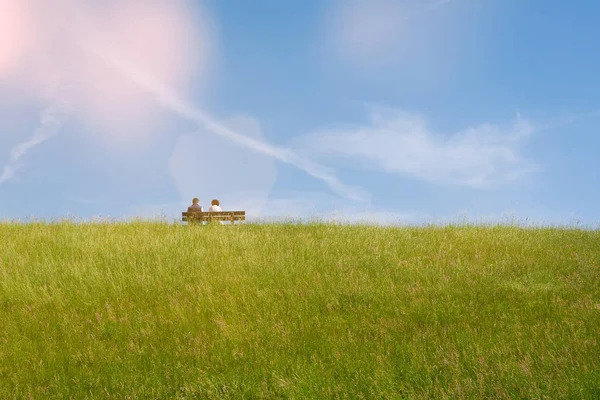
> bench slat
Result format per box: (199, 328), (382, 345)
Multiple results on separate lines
(182, 211), (246, 224)
(183, 216), (245, 221)
(182, 211), (245, 217)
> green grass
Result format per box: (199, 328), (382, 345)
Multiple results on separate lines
(0, 220), (599, 399)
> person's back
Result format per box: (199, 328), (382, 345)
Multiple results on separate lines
(208, 199), (224, 224)
(208, 199), (222, 212)
(188, 197), (203, 212)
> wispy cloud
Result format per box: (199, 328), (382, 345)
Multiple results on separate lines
(0, 97), (71, 185)
(169, 115), (278, 215)
(293, 108), (539, 188)
(0, 166), (15, 184)
(86, 40), (370, 204)
(125, 190), (422, 226)
(0, 0), (214, 181)
(250, 193), (423, 226)
(0, 0), (368, 204)
(64, 194), (101, 205)
(535, 109), (600, 132)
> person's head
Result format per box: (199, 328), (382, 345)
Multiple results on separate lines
(192, 198), (200, 204)
(211, 199), (220, 206)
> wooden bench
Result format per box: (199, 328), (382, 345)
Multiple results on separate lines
(182, 211), (246, 225)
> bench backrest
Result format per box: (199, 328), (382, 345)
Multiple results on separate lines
(182, 211), (245, 224)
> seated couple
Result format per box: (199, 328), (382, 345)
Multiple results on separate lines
(188, 198), (222, 212)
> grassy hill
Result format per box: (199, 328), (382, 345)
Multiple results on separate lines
(0, 221), (599, 399)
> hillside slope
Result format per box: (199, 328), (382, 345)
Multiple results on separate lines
(1, 222), (599, 399)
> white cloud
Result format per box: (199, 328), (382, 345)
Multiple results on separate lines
(293, 108), (539, 188)
(124, 189), (422, 226)
(230, 190), (423, 226)
(271, 206), (421, 226)
(122, 189), (584, 228)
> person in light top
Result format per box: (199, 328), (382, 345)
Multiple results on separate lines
(187, 197), (203, 212)
(208, 199), (222, 212)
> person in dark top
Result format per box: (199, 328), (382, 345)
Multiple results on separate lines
(187, 197), (203, 212)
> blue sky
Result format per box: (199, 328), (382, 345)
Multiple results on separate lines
(1, 0), (599, 226)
